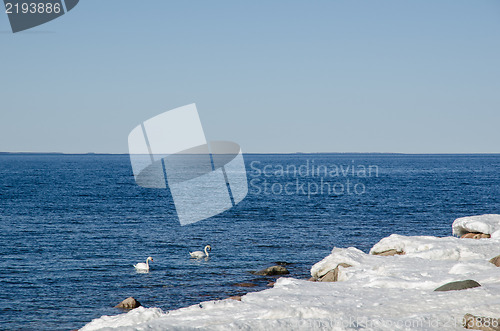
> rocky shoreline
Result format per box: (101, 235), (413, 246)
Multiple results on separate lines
(83, 214), (500, 331)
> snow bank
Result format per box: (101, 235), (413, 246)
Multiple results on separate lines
(370, 234), (500, 260)
(452, 214), (500, 238)
(310, 234), (500, 290)
(81, 216), (500, 331)
(81, 307), (166, 331)
(310, 247), (365, 279)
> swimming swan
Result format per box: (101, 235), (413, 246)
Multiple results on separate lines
(134, 256), (153, 271)
(190, 245), (211, 258)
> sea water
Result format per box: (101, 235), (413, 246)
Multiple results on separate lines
(0, 153), (498, 330)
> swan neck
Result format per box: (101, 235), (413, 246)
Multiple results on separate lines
(204, 247), (209, 257)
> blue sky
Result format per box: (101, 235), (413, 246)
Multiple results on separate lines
(1, 0), (499, 153)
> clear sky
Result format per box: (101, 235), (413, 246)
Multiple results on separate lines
(1, 0), (499, 153)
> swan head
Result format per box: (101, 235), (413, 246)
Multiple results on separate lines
(205, 245), (211, 251)
(147, 256), (153, 262)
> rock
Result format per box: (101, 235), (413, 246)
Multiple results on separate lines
(337, 263), (353, 268)
(434, 279), (481, 292)
(267, 282), (275, 287)
(114, 297), (141, 309)
(228, 296), (242, 301)
(461, 232), (491, 239)
(253, 265), (290, 276)
(319, 269), (337, 282)
(489, 255), (500, 267)
(274, 261), (292, 266)
(463, 313), (500, 330)
(372, 249), (405, 256)
(234, 282), (257, 287)
(307, 277), (317, 282)
(462, 233), (477, 239)
(319, 263), (352, 282)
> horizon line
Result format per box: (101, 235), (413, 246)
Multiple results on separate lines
(1, 152), (499, 156)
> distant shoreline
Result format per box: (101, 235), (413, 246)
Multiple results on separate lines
(1, 152), (499, 156)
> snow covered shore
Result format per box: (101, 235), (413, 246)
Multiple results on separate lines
(81, 214), (500, 331)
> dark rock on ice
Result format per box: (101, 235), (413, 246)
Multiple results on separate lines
(434, 280), (481, 292)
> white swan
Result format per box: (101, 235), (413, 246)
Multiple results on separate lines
(189, 245), (211, 259)
(134, 256), (153, 271)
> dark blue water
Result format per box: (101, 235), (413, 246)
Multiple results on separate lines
(0, 154), (499, 330)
